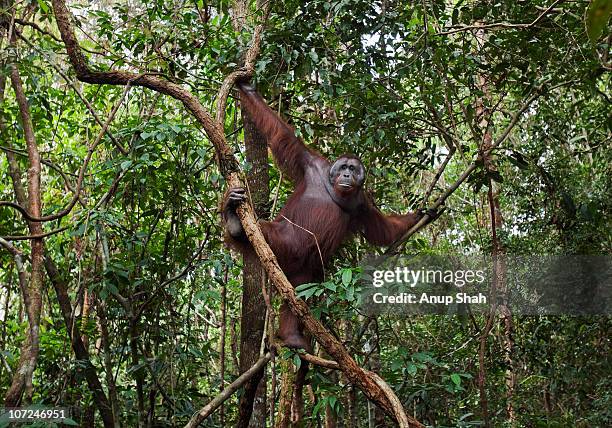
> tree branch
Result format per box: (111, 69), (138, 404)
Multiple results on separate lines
(436, 0), (564, 35)
(215, 0), (271, 124)
(50, 0), (235, 174)
(185, 352), (273, 427)
(386, 85), (548, 255)
(0, 82), (131, 222)
(50, 1), (421, 424)
(1, 225), (70, 241)
(4, 20), (45, 405)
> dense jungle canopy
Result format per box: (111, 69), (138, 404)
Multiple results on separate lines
(0, 0), (610, 427)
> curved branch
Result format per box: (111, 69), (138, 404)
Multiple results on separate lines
(435, 0), (564, 36)
(215, 1), (271, 124)
(50, 0), (236, 175)
(369, 371), (411, 427)
(298, 351), (339, 370)
(1, 225), (70, 241)
(0, 82), (131, 222)
(50, 1), (420, 425)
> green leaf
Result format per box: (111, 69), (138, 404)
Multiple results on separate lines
(451, 373), (462, 386)
(313, 400), (324, 416)
(341, 269), (352, 285)
(586, 0), (612, 43)
(345, 286), (354, 301)
(37, 0), (50, 14)
(309, 49), (319, 64)
(296, 282), (318, 299)
(106, 282), (119, 295)
(328, 396), (338, 411)
(293, 353), (302, 369)
(413, 352), (434, 363)
(323, 282), (337, 292)
(70, 221), (87, 237)
(295, 282), (317, 292)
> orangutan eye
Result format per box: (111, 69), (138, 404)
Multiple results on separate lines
(349, 165), (355, 171)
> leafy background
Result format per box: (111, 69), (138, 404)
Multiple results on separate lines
(0, 0), (610, 426)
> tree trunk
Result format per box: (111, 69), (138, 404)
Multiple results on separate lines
(98, 299), (121, 428)
(237, 101), (270, 427)
(474, 24), (514, 426)
(45, 258), (115, 427)
(3, 54), (44, 407)
(276, 359), (295, 428)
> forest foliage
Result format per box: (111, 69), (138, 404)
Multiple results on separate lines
(0, 0), (610, 427)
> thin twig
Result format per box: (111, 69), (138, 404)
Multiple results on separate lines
(0, 82), (134, 222)
(421, 147), (456, 207)
(436, 0), (565, 36)
(12, 18), (103, 55)
(280, 215), (325, 280)
(215, 0), (271, 124)
(270, 171), (284, 216)
(1, 225), (70, 241)
(386, 84), (553, 254)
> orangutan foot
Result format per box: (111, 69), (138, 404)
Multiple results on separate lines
(279, 333), (313, 354)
